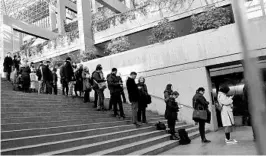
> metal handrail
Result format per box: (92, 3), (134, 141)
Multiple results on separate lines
(149, 94), (194, 109)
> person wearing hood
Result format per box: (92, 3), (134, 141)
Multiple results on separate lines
(192, 87), (211, 143)
(82, 66), (92, 103)
(92, 64), (106, 111)
(63, 57), (74, 97)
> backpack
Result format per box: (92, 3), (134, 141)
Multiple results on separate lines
(178, 129), (191, 145)
(155, 121), (166, 130)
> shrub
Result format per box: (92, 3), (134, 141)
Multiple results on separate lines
(105, 36), (130, 55)
(148, 18), (177, 44)
(191, 7), (233, 33)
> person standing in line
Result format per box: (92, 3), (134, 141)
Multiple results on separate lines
(117, 72), (127, 103)
(92, 64), (106, 111)
(60, 61), (67, 96)
(36, 62), (44, 94)
(41, 61), (53, 94)
(192, 87), (211, 143)
(218, 85), (238, 144)
(126, 72), (141, 127)
(13, 55), (20, 72)
(82, 66), (92, 103)
(75, 64), (84, 97)
(29, 62), (37, 93)
(107, 68), (125, 118)
(137, 76), (149, 124)
(52, 68), (58, 95)
(165, 91), (180, 140)
(19, 61), (31, 92)
(63, 57), (74, 97)
(3, 52), (13, 81)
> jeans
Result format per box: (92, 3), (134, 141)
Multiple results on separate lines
(44, 80), (52, 94)
(53, 84), (58, 95)
(5, 71), (11, 81)
(109, 93), (113, 110)
(38, 80), (44, 94)
(199, 121), (206, 140)
(112, 92), (125, 116)
(137, 106), (147, 123)
(96, 89), (104, 110)
(131, 102), (138, 124)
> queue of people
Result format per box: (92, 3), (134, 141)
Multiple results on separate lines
(4, 52), (260, 145)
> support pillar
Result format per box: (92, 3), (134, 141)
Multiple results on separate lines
(125, 0), (134, 9)
(49, 4), (57, 31)
(77, 0), (101, 55)
(91, 0), (97, 14)
(57, 0), (66, 34)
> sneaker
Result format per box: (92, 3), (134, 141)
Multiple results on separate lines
(202, 139), (211, 143)
(225, 139), (237, 144)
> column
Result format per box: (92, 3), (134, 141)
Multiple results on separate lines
(57, 0), (66, 34)
(49, 4), (57, 31)
(91, 0), (97, 13)
(77, 0), (95, 54)
(125, 0), (134, 9)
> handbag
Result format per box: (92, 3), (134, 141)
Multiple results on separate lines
(145, 94), (152, 104)
(155, 121), (166, 130)
(192, 106), (207, 121)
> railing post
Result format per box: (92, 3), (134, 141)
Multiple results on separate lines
(232, 0), (266, 154)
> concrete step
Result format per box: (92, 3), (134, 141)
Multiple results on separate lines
(89, 125), (196, 155)
(127, 130), (202, 155)
(1, 109), (158, 118)
(1, 118), (169, 140)
(1, 120), (173, 149)
(1, 116), (165, 131)
(1, 107), (92, 113)
(34, 125), (194, 156)
(2, 126), (163, 155)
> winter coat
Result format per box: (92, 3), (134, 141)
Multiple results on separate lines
(218, 92), (234, 127)
(164, 97), (179, 120)
(137, 83), (148, 108)
(82, 71), (91, 91)
(19, 66), (31, 87)
(75, 68), (83, 91)
(107, 73), (123, 94)
(3, 56), (13, 73)
(63, 61), (74, 82)
(41, 65), (52, 81)
(192, 93), (209, 110)
(126, 77), (139, 102)
(164, 90), (173, 103)
(92, 70), (105, 89)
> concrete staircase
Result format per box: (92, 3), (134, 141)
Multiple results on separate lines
(1, 79), (203, 155)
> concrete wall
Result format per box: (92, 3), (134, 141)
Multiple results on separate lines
(82, 17), (266, 131)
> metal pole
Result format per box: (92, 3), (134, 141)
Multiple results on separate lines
(260, 0), (266, 16)
(231, 0), (266, 154)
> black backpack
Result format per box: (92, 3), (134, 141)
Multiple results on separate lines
(155, 122), (166, 130)
(178, 129), (191, 145)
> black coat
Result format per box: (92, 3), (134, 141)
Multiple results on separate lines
(107, 73), (122, 94)
(137, 83), (148, 108)
(164, 97), (179, 120)
(41, 65), (51, 81)
(63, 61), (74, 82)
(126, 77), (139, 102)
(19, 66), (31, 87)
(192, 93), (209, 110)
(3, 56), (13, 73)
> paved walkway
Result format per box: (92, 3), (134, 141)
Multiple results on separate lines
(161, 126), (257, 155)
